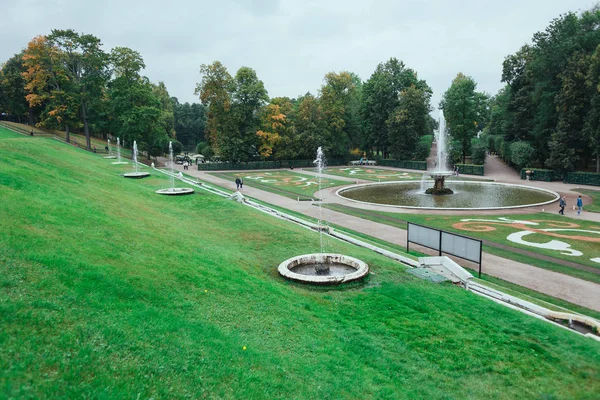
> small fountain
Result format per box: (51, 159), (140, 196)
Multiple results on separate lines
(104, 138), (116, 159)
(278, 146), (369, 285)
(156, 141), (194, 195)
(123, 141), (150, 178)
(425, 112), (454, 195)
(112, 137), (128, 165)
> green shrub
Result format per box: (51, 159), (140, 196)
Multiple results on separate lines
(494, 136), (504, 155)
(455, 164), (484, 176)
(567, 171), (600, 186)
(471, 140), (487, 165)
(510, 141), (535, 170)
(378, 159), (428, 170)
(520, 168), (560, 182)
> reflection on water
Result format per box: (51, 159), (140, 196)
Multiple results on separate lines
(339, 182), (556, 209)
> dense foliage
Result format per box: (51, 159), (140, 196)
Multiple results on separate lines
(486, 7), (600, 173)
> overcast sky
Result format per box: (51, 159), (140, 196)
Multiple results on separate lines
(1, 0), (597, 114)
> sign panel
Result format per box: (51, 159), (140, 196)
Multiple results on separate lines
(441, 232), (481, 264)
(408, 223), (440, 251)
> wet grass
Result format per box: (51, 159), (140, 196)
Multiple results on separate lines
(1, 137), (599, 399)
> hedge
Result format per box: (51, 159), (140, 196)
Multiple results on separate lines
(377, 159), (428, 170)
(520, 168), (561, 182)
(197, 158), (350, 171)
(455, 164), (484, 176)
(567, 171), (600, 186)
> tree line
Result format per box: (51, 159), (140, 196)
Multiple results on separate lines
(1, 32), (436, 162)
(483, 7), (600, 173)
(0, 29), (206, 156)
(195, 57), (436, 162)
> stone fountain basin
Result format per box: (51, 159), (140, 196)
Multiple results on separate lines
(278, 253), (369, 285)
(155, 188), (195, 195)
(123, 172), (150, 179)
(103, 155), (117, 159)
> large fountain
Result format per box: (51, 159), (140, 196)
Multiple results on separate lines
(156, 141), (195, 195)
(123, 141), (150, 179)
(336, 111), (559, 210)
(426, 115), (454, 195)
(278, 147), (369, 285)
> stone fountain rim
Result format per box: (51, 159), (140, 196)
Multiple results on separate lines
(278, 253), (369, 285)
(335, 180), (560, 211)
(123, 171), (150, 179)
(155, 187), (195, 195)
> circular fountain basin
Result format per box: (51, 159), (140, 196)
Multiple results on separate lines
(123, 172), (150, 179)
(112, 161), (129, 165)
(278, 253), (369, 285)
(155, 188), (195, 195)
(337, 181), (559, 210)
(104, 155), (117, 159)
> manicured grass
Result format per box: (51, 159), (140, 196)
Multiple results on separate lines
(572, 188), (600, 213)
(211, 170), (348, 200)
(0, 126), (27, 139)
(323, 204), (600, 281)
(306, 166), (423, 181)
(1, 136), (600, 399)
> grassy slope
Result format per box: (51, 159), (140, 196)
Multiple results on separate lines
(1, 136), (599, 399)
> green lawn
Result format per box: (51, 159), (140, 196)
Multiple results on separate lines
(211, 170), (348, 200)
(1, 136), (599, 399)
(0, 126), (27, 139)
(572, 188), (600, 213)
(323, 204), (600, 284)
(305, 166), (424, 181)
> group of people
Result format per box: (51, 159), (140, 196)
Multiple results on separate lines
(559, 195), (584, 215)
(235, 177), (244, 190)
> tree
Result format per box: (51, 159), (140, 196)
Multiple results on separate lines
(362, 58), (431, 157)
(22, 35), (80, 142)
(386, 85), (429, 160)
(441, 73), (479, 163)
(0, 53), (31, 123)
(294, 93), (324, 159)
(173, 99), (207, 148)
(509, 141), (535, 169)
(46, 29), (110, 150)
(584, 44), (600, 172)
(195, 61), (233, 155)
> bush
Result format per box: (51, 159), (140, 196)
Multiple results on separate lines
(520, 168), (560, 182)
(494, 136), (504, 156)
(449, 140), (462, 165)
(567, 172), (600, 186)
(500, 141), (511, 162)
(509, 141), (535, 169)
(378, 159), (428, 170)
(455, 164), (484, 176)
(471, 140), (487, 165)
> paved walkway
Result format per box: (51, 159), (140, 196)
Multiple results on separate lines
(169, 163), (600, 312)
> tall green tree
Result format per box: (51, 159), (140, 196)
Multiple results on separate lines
(441, 73), (480, 163)
(387, 85), (429, 160)
(0, 53), (31, 124)
(46, 29), (110, 150)
(362, 58), (430, 158)
(195, 61), (233, 156)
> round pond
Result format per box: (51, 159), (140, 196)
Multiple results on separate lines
(337, 181), (559, 210)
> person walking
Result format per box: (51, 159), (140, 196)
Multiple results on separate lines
(559, 196), (566, 215)
(576, 195), (583, 216)
(235, 177), (241, 190)
(240, 179), (244, 189)
(183, 160), (188, 170)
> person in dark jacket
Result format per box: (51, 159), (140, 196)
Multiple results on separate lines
(235, 177), (241, 190)
(559, 196), (566, 215)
